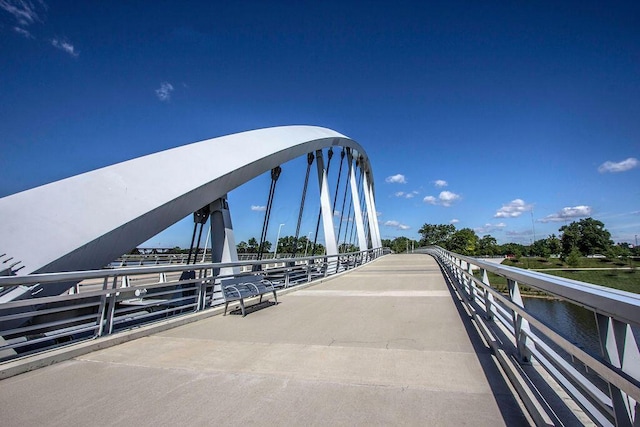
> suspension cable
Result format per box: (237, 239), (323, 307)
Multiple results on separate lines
(193, 206), (210, 263)
(292, 152), (314, 257)
(331, 149), (346, 218)
(257, 166), (282, 262)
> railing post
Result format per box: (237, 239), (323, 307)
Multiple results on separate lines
(508, 278), (532, 364)
(596, 314), (640, 427)
(104, 275), (119, 336)
(95, 276), (110, 337)
(465, 262), (474, 302)
(481, 269), (494, 321)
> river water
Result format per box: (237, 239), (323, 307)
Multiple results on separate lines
(523, 297), (602, 356)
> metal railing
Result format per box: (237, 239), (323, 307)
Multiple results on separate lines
(0, 248), (385, 363)
(426, 246), (640, 427)
(111, 252), (318, 267)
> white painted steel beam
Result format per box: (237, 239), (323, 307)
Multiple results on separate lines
(209, 196), (240, 278)
(361, 170), (381, 249)
(347, 149), (368, 251)
(315, 150), (338, 256)
(0, 126), (376, 300)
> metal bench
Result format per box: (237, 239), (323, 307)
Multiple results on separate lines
(220, 275), (278, 317)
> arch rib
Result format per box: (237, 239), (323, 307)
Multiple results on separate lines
(0, 126), (376, 300)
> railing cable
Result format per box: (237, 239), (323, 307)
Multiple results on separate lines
(292, 153), (314, 257)
(256, 166), (282, 263)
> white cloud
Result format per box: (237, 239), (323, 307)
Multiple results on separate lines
(539, 205), (592, 223)
(434, 179), (448, 188)
(395, 190), (418, 199)
(155, 81), (174, 101)
(423, 195), (437, 205)
(13, 26), (33, 38)
(384, 220), (411, 230)
(598, 157), (639, 173)
(450, 219), (459, 224)
(0, 0), (46, 27)
(51, 37), (78, 57)
(385, 174), (406, 184)
(494, 199), (533, 218)
(475, 222), (507, 235)
(423, 191), (461, 207)
(250, 205), (266, 211)
(439, 191), (460, 207)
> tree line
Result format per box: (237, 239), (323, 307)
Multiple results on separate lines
(386, 218), (638, 259)
(236, 236), (328, 256)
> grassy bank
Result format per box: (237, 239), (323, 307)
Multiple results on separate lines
(475, 257), (640, 296)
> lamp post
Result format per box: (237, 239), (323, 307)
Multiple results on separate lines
(274, 223), (285, 259)
(305, 231), (312, 256)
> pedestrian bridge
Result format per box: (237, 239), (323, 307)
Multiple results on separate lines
(0, 254), (525, 426)
(1, 126), (639, 426)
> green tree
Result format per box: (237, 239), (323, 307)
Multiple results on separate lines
(478, 235), (498, 256)
(312, 242), (325, 255)
(547, 234), (562, 256)
(388, 236), (418, 253)
(559, 218), (613, 257)
(418, 223), (456, 246)
(566, 247), (582, 267)
(446, 228), (478, 255)
(276, 235), (313, 255)
(530, 239), (551, 257)
(500, 243), (525, 258)
(236, 241), (248, 253)
(247, 237), (259, 253)
(339, 243), (359, 253)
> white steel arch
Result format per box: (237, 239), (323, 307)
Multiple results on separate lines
(0, 126), (379, 289)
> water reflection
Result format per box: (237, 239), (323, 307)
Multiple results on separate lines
(524, 297), (601, 357)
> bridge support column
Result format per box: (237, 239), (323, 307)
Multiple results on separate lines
(361, 168), (381, 249)
(596, 314), (640, 426)
(209, 195), (240, 278)
(347, 149), (368, 252)
(315, 150), (338, 257)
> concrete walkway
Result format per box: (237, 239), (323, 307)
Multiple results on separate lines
(0, 254), (528, 426)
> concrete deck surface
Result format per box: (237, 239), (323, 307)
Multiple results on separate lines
(0, 254), (528, 426)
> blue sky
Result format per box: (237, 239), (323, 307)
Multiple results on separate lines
(1, 1), (639, 248)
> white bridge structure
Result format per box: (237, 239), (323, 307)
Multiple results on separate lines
(1, 126), (639, 426)
(0, 125), (381, 302)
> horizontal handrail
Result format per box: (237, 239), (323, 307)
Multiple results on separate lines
(450, 252), (640, 328)
(0, 250), (372, 288)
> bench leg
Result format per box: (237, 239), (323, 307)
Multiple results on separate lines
(272, 290), (278, 304)
(224, 302), (229, 316)
(239, 299), (246, 317)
